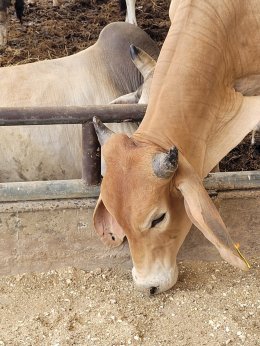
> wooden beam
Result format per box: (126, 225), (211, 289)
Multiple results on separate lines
(82, 122), (101, 185)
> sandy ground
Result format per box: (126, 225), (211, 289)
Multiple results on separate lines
(0, 258), (259, 346)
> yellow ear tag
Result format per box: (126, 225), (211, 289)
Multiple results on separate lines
(234, 243), (251, 269)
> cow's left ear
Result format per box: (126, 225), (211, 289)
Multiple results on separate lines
(93, 196), (125, 247)
(175, 159), (250, 271)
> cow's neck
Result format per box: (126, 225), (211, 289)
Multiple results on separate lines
(134, 0), (260, 177)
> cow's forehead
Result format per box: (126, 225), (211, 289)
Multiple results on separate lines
(102, 134), (173, 186)
(103, 133), (140, 155)
(102, 135), (153, 194)
(101, 135), (171, 223)
(103, 134), (154, 172)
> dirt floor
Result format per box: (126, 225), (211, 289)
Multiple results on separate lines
(0, 259), (259, 345)
(0, 0), (170, 65)
(0, 0), (259, 171)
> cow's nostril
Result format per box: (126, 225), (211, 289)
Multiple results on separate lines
(149, 286), (158, 295)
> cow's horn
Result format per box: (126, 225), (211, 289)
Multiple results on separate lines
(130, 44), (156, 80)
(93, 116), (114, 146)
(152, 147), (178, 178)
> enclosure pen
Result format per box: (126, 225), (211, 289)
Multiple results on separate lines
(0, 104), (259, 346)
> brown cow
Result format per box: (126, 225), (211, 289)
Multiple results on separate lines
(93, 0), (260, 294)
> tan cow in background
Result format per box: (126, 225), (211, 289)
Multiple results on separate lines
(93, 0), (260, 294)
(0, 22), (158, 182)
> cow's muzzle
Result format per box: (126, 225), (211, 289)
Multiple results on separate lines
(132, 264), (179, 295)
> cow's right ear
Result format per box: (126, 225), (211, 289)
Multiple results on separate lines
(93, 196), (125, 247)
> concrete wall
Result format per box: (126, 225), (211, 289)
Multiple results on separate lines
(0, 190), (259, 276)
(179, 190), (260, 261)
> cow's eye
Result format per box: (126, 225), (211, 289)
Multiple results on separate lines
(151, 213), (166, 228)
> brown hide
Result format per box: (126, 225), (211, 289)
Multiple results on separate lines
(135, 0), (260, 176)
(93, 0), (260, 293)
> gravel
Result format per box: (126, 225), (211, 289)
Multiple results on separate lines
(0, 258), (259, 345)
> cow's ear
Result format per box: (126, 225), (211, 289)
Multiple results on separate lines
(93, 196), (125, 247)
(175, 160), (250, 271)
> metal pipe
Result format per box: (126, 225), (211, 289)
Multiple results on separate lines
(203, 171), (260, 191)
(0, 171), (258, 202)
(82, 122), (101, 185)
(0, 105), (146, 126)
(0, 179), (99, 202)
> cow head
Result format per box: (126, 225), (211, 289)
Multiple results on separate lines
(93, 118), (250, 295)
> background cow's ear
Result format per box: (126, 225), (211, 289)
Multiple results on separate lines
(93, 196), (125, 247)
(175, 160), (250, 271)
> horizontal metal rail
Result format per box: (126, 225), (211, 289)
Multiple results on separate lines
(0, 171), (259, 202)
(0, 105), (146, 125)
(0, 180), (99, 202)
(204, 171), (260, 191)
(0, 106), (259, 191)
(0, 105), (146, 186)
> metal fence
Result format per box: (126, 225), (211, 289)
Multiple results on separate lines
(0, 105), (147, 201)
(0, 105), (259, 202)
(0, 105), (146, 186)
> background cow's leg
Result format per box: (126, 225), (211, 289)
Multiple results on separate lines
(0, 8), (8, 46)
(251, 122), (260, 145)
(27, 0), (36, 5)
(251, 128), (257, 145)
(125, 0), (137, 25)
(53, 0), (61, 7)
